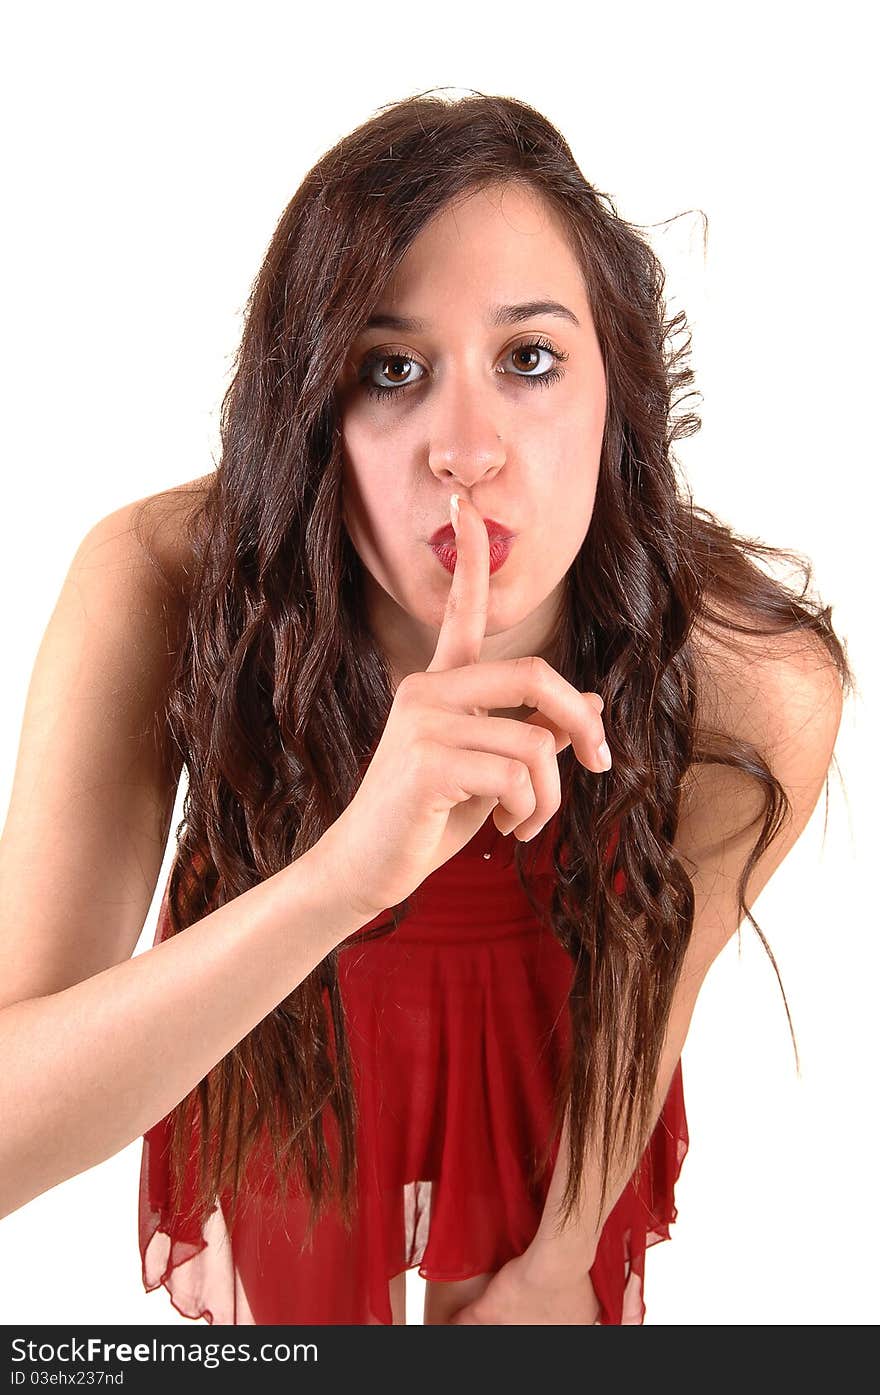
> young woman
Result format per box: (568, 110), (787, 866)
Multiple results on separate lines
(0, 91), (852, 1327)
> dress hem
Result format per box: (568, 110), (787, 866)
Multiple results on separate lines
(140, 1220), (215, 1325)
(140, 1193), (684, 1327)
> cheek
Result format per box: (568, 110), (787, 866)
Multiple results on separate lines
(340, 413), (401, 516)
(520, 439), (599, 587)
(542, 426), (601, 522)
(341, 457), (411, 581)
(340, 431), (381, 535)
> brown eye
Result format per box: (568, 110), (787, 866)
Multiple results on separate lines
(511, 345), (542, 371)
(358, 335), (569, 403)
(502, 337), (568, 383)
(377, 356), (414, 384)
(359, 348), (426, 399)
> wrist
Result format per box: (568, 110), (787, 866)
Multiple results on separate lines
(521, 1230), (599, 1284)
(302, 827), (382, 940)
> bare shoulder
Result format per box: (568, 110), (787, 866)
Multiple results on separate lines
(61, 469), (217, 775)
(82, 470), (216, 604)
(57, 468), (218, 785)
(0, 473), (218, 1008)
(689, 595), (844, 760)
(663, 596), (846, 994)
(674, 595), (844, 883)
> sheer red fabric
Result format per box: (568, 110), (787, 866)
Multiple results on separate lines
(139, 810), (688, 1325)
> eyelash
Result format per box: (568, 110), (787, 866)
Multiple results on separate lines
(359, 335), (569, 402)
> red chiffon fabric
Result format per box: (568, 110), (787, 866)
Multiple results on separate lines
(139, 810), (688, 1326)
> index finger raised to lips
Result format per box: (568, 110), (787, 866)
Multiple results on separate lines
(427, 493), (490, 677)
(425, 495), (606, 763)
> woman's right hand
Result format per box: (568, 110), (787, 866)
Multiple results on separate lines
(321, 494), (611, 922)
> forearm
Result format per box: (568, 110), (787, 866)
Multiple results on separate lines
(524, 990), (697, 1280)
(0, 835), (368, 1220)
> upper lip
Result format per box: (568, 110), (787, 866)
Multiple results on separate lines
(429, 516), (515, 547)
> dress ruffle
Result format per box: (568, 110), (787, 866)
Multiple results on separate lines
(140, 810), (688, 1325)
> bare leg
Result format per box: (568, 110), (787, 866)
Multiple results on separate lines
(389, 1269), (406, 1325)
(423, 1273), (494, 1325)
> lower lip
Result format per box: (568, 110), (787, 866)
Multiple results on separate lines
(429, 536), (514, 576)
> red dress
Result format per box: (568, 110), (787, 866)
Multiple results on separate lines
(139, 809), (689, 1325)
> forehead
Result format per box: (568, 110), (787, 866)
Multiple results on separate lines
(379, 182), (587, 312)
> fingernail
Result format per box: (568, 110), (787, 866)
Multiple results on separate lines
(450, 493), (460, 537)
(597, 740), (612, 770)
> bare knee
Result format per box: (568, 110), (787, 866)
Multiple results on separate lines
(423, 1272), (494, 1325)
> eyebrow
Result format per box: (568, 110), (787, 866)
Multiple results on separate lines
(359, 298), (581, 334)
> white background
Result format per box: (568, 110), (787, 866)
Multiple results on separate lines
(0, 0), (875, 1326)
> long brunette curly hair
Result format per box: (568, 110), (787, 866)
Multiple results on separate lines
(136, 88), (854, 1249)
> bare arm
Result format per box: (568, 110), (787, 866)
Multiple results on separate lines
(0, 489), (367, 1220)
(524, 634), (844, 1279)
(0, 841), (366, 1220)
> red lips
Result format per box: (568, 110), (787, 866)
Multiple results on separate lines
(429, 516), (514, 547)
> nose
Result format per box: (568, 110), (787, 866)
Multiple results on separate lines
(426, 378), (507, 488)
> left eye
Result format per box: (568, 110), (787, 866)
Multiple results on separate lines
(359, 338), (569, 402)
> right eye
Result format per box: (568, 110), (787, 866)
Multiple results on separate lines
(359, 348), (426, 401)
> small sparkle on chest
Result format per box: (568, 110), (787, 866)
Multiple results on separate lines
(483, 851), (492, 860)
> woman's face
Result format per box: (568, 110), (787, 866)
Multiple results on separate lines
(336, 180), (607, 685)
